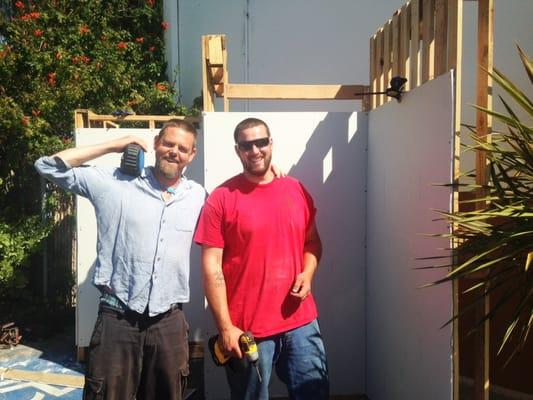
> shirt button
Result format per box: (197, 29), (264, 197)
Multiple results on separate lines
(162, 220), (166, 224)
(157, 257), (161, 261)
(160, 238), (164, 242)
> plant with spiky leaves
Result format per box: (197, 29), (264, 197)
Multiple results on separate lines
(427, 45), (532, 359)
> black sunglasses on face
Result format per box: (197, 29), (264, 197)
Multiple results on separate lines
(237, 137), (271, 151)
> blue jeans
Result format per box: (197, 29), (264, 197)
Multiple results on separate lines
(225, 319), (329, 400)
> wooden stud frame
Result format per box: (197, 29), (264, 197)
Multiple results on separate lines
(73, 109), (199, 130)
(201, 34), (369, 112)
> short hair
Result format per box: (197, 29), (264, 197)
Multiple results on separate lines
(158, 119), (197, 139)
(233, 118), (270, 143)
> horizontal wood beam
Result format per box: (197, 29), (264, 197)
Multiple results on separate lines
(75, 110), (200, 129)
(224, 84), (369, 100)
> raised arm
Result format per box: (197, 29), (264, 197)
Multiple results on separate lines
(201, 245), (243, 358)
(53, 135), (148, 167)
(290, 220), (322, 300)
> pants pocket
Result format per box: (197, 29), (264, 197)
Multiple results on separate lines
(83, 376), (104, 400)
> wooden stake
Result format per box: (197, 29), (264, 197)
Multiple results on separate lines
(383, 20), (392, 103)
(434, 0), (448, 76)
(400, 3), (411, 90)
(422, 0), (435, 83)
(410, 0), (420, 89)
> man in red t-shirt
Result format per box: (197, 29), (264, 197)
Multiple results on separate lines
(194, 117), (329, 399)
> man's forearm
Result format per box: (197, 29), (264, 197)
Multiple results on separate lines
(52, 135), (148, 167)
(201, 247), (233, 332)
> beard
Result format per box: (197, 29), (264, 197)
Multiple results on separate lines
(242, 153), (272, 177)
(156, 158), (181, 179)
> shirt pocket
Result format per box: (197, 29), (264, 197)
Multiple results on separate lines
(174, 207), (198, 232)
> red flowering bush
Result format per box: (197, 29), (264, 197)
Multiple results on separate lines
(0, 0), (195, 301)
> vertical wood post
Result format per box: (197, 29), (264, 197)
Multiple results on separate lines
(410, 0), (420, 89)
(369, 34), (377, 110)
(473, 1), (493, 399)
(447, 1), (463, 398)
(383, 20), (392, 103)
(422, 0), (435, 83)
(400, 3), (411, 91)
(376, 28), (385, 106)
(202, 36), (215, 112)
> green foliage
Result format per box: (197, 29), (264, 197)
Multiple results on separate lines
(427, 46), (533, 360)
(0, 0), (196, 302)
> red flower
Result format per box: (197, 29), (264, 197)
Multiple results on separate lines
(135, 37), (144, 43)
(20, 12), (40, 20)
(47, 72), (57, 86)
(15, 1), (25, 9)
(33, 29), (44, 37)
(21, 116), (30, 126)
(117, 41), (127, 50)
(80, 55), (90, 64)
(55, 51), (62, 60)
(148, 46), (155, 52)
(146, 0), (155, 7)
(71, 55), (80, 64)
(32, 109), (41, 117)
(155, 83), (167, 91)
(79, 25), (90, 34)
(161, 21), (169, 31)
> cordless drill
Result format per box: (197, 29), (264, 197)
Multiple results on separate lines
(120, 143), (144, 176)
(209, 332), (262, 382)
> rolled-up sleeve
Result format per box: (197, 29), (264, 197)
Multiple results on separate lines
(34, 156), (113, 200)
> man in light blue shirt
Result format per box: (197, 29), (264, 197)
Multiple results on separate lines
(35, 120), (205, 400)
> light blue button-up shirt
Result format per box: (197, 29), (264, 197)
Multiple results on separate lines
(35, 156), (206, 316)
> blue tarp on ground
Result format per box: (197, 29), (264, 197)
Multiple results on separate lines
(0, 333), (84, 400)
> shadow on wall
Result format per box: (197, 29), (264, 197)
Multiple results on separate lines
(284, 111), (368, 395)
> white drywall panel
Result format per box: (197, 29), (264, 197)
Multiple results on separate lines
(202, 112), (368, 398)
(74, 129), (206, 347)
(366, 73), (455, 399)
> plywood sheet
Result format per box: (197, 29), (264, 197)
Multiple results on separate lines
(366, 72), (455, 399)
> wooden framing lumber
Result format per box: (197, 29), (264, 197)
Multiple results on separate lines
(73, 109), (199, 130)
(224, 84), (368, 100)
(376, 28), (385, 107)
(422, 0), (435, 83)
(410, 0), (421, 89)
(400, 3), (411, 91)
(369, 34), (377, 111)
(434, 0), (448, 76)
(392, 12), (401, 77)
(473, 1), (494, 399)
(447, 0), (463, 398)
(0, 368), (84, 388)
(383, 20), (392, 104)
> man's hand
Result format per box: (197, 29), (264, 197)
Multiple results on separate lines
(270, 163), (286, 179)
(290, 271), (312, 300)
(219, 325), (244, 359)
(110, 135), (148, 153)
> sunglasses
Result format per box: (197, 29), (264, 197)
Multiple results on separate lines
(236, 137), (271, 151)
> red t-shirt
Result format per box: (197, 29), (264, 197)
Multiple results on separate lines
(194, 174), (318, 338)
